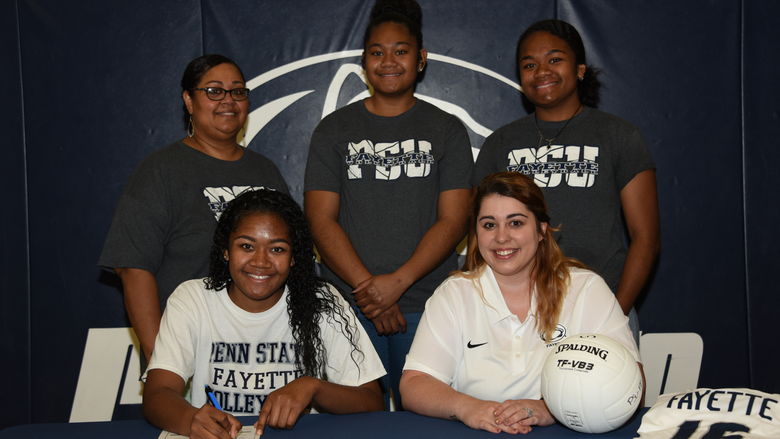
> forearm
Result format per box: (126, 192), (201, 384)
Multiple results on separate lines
(116, 267), (162, 361)
(394, 219), (467, 288)
(615, 235), (659, 314)
(393, 188), (470, 287)
(143, 377), (198, 435)
(304, 191), (371, 288)
(310, 379), (384, 414)
(309, 218), (372, 288)
(400, 371), (484, 421)
(617, 169), (660, 314)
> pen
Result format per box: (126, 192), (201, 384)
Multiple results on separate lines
(205, 385), (223, 410)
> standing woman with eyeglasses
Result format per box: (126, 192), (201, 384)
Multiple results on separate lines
(100, 54), (288, 362)
(473, 20), (659, 341)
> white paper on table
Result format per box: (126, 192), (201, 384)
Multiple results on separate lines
(158, 425), (256, 439)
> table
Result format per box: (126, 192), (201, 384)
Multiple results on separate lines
(0, 410), (645, 438)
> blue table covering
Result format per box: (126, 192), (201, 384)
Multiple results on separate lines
(0, 409), (645, 439)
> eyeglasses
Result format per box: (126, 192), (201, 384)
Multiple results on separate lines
(193, 87), (250, 101)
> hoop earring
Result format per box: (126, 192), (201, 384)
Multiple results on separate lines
(187, 115), (194, 137)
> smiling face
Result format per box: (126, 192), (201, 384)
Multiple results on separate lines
(476, 194), (547, 285)
(183, 62), (248, 141)
(363, 21), (426, 99)
(518, 31), (586, 119)
(225, 212), (293, 313)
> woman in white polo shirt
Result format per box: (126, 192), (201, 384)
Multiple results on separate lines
(400, 172), (640, 434)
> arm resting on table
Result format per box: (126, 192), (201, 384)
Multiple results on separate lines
(400, 370), (553, 434)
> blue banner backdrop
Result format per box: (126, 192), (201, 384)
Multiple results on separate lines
(1, 0), (778, 428)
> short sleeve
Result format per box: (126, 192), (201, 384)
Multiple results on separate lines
(437, 116), (474, 192)
(98, 158), (170, 273)
(614, 124), (655, 190)
(403, 282), (463, 384)
(472, 129), (504, 187)
(573, 273), (640, 362)
(144, 281), (201, 381)
(304, 118), (343, 193)
(254, 156), (290, 195)
(321, 285), (386, 386)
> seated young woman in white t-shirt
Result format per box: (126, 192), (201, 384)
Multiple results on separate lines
(143, 189), (385, 438)
(400, 172), (642, 434)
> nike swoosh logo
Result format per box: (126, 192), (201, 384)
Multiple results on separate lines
(467, 341), (487, 348)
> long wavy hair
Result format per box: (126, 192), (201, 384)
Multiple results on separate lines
(517, 19), (601, 108)
(461, 172), (585, 341)
(204, 189), (362, 379)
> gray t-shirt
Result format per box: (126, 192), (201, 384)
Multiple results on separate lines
(472, 107), (654, 291)
(99, 141), (289, 305)
(304, 100), (473, 312)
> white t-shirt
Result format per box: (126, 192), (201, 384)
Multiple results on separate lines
(636, 388), (780, 438)
(147, 279), (386, 415)
(404, 266), (638, 402)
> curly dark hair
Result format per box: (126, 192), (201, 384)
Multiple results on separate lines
(204, 189), (362, 380)
(517, 19), (602, 108)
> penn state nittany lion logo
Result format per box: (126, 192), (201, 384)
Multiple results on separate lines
(542, 323), (568, 344)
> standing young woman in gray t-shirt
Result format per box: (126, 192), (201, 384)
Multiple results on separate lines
(303, 0), (473, 409)
(473, 20), (660, 340)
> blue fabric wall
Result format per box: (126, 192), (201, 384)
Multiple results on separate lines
(1, 0), (777, 428)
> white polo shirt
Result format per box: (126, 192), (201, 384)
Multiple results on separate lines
(404, 266), (638, 402)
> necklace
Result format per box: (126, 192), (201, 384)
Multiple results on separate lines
(533, 104), (582, 148)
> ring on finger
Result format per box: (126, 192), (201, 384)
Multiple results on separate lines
(525, 407), (533, 418)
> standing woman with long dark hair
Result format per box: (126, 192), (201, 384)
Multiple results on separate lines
(304, 0), (473, 408)
(473, 20), (660, 339)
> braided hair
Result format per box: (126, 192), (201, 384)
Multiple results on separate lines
(205, 189), (362, 379)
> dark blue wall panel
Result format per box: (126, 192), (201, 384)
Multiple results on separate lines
(744, 0), (780, 394)
(18, 0), (201, 422)
(0, 0), (31, 430)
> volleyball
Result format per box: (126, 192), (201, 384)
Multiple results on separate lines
(541, 334), (643, 433)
